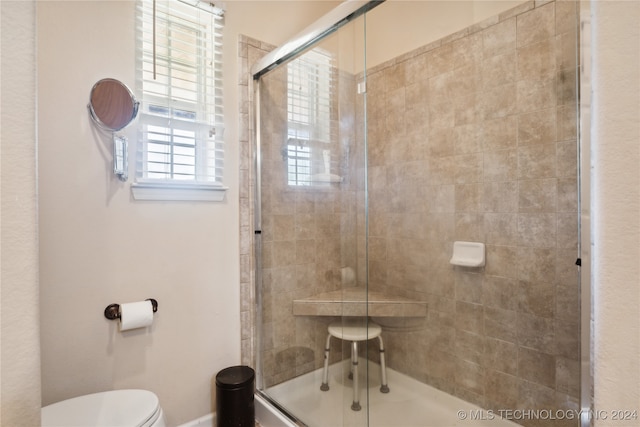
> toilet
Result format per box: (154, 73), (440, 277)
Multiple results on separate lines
(42, 389), (166, 427)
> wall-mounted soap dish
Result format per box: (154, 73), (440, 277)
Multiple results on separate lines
(450, 241), (485, 267)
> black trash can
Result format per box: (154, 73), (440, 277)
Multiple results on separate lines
(215, 365), (255, 427)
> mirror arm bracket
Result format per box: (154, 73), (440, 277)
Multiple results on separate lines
(113, 134), (129, 182)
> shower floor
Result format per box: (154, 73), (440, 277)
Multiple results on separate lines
(266, 360), (520, 427)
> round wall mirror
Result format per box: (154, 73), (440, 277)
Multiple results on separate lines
(88, 78), (139, 131)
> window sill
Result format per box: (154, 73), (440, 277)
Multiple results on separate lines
(131, 181), (228, 202)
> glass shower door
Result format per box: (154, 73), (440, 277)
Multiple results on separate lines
(252, 0), (582, 425)
(255, 11), (372, 427)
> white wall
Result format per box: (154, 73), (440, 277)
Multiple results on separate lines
(361, 0), (523, 69)
(36, 1), (337, 426)
(37, 4), (240, 426)
(591, 0), (640, 421)
(1, 1), (41, 425)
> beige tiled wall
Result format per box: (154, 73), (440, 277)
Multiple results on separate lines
(361, 1), (579, 425)
(241, 0), (580, 423)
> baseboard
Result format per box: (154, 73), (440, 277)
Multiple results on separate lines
(176, 412), (214, 427)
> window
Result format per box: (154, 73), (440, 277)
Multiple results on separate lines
(133, 0), (226, 201)
(286, 49), (336, 186)
(286, 144), (311, 186)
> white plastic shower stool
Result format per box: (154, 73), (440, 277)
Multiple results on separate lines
(320, 318), (389, 411)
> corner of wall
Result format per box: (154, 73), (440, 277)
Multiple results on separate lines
(0, 0), (42, 424)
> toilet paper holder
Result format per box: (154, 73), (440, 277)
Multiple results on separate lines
(104, 299), (158, 320)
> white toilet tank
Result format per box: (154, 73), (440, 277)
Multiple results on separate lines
(42, 389), (166, 427)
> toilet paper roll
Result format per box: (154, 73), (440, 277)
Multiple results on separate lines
(119, 300), (154, 331)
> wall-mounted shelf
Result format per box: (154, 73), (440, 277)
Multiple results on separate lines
(450, 241), (485, 267)
(293, 288), (427, 317)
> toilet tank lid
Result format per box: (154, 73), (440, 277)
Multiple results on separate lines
(42, 389), (160, 427)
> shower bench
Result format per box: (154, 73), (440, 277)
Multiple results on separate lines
(292, 288), (427, 317)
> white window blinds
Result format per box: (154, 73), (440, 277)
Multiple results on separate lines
(135, 0), (224, 191)
(286, 49), (334, 186)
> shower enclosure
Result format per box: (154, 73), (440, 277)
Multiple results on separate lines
(242, 1), (584, 426)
